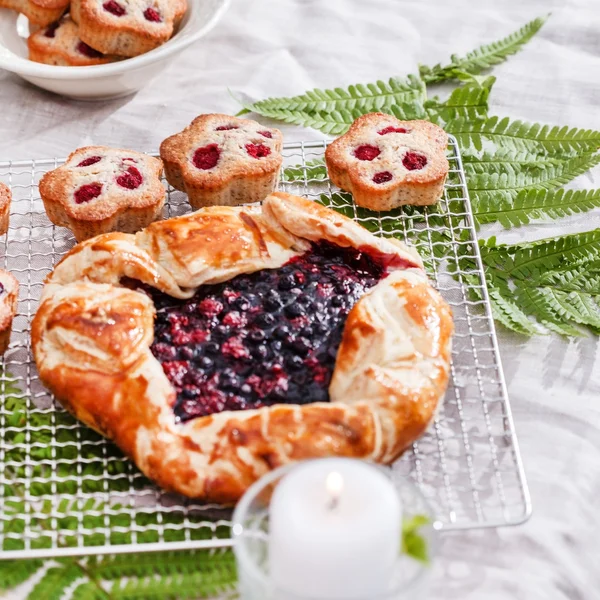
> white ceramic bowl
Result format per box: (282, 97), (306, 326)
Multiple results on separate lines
(0, 0), (230, 100)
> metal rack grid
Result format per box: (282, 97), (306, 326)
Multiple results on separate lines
(0, 137), (531, 559)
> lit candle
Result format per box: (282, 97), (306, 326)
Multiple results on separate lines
(269, 458), (401, 599)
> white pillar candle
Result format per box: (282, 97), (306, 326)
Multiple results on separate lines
(269, 458), (401, 599)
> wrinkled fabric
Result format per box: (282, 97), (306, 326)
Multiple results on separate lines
(1, 0), (599, 598)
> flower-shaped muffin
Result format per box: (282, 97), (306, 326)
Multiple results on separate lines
(70, 0), (188, 57)
(0, 183), (11, 236)
(39, 147), (165, 242)
(160, 114), (284, 210)
(28, 16), (122, 66)
(325, 113), (449, 211)
(0, 0), (68, 27)
(0, 270), (19, 355)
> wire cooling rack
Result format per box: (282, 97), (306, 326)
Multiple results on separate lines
(0, 137), (531, 559)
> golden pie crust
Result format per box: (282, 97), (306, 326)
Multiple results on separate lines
(32, 192), (453, 503)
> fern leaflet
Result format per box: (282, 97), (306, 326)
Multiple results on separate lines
(425, 76), (494, 122)
(419, 15), (549, 83)
(476, 188), (600, 227)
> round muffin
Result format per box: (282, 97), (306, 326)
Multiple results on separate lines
(0, 270), (19, 355)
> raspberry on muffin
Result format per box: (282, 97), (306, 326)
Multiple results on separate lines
(39, 147), (166, 242)
(325, 113), (449, 211)
(0, 0), (68, 27)
(160, 114), (283, 210)
(70, 0), (188, 57)
(28, 15), (122, 66)
(0, 270), (19, 355)
(0, 183), (11, 236)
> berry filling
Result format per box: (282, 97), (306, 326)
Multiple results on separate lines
(378, 126), (409, 135)
(103, 0), (126, 16)
(354, 145), (381, 161)
(143, 7), (162, 22)
(403, 151), (428, 171)
(148, 242), (391, 422)
(215, 125), (238, 131)
(245, 143), (271, 159)
(0, 282), (4, 294)
(74, 183), (103, 204)
(258, 131), (273, 139)
(116, 166), (143, 190)
(44, 22), (60, 38)
(373, 171), (393, 184)
(77, 41), (103, 59)
(193, 144), (220, 170)
(76, 156), (102, 167)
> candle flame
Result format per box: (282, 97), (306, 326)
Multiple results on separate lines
(326, 471), (344, 510)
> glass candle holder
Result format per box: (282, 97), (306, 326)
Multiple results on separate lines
(232, 461), (438, 600)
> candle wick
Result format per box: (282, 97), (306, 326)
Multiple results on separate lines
(328, 494), (339, 511)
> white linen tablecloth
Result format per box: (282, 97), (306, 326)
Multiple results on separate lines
(1, 0), (600, 598)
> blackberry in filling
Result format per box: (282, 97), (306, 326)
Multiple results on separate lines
(149, 242), (390, 422)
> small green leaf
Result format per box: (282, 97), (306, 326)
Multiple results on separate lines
(401, 515), (431, 564)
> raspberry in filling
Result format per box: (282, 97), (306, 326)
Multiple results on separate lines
(378, 126), (409, 135)
(143, 7), (162, 22)
(215, 125), (238, 131)
(403, 151), (428, 171)
(74, 183), (103, 204)
(373, 171), (393, 184)
(0, 282), (4, 294)
(77, 41), (103, 59)
(148, 242), (393, 422)
(258, 131), (273, 139)
(193, 144), (220, 170)
(76, 156), (102, 167)
(245, 143), (271, 159)
(103, 0), (126, 16)
(116, 166), (144, 189)
(354, 145), (381, 161)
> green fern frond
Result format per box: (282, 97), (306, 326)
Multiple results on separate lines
(71, 582), (107, 600)
(535, 262), (600, 294)
(481, 229), (600, 280)
(476, 188), (600, 227)
(420, 15), (549, 83)
(0, 560), (45, 591)
(426, 76), (494, 122)
(28, 564), (84, 600)
(248, 75), (426, 115)
(463, 148), (567, 175)
(470, 153), (600, 214)
(283, 158), (327, 182)
(446, 116), (600, 155)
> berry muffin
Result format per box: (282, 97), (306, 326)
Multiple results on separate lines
(28, 16), (122, 66)
(0, 0), (68, 27)
(0, 183), (11, 236)
(0, 270), (19, 355)
(70, 0), (188, 57)
(325, 113), (449, 211)
(160, 114), (283, 210)
(39, 147), (165, 242)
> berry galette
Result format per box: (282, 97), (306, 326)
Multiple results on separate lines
(160, 114), (283, 210)
(0, 269), (19, 355)
(325, 113), (449, 211)
(70, 0), (187, 57)
(39, 147), (165, 242)
(0, 182), (11, 236)
(32, 192), (453, 503)
(0, 0), (68, 27)
(28, 16), (121, 66)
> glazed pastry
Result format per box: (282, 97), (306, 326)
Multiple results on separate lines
(38, 147), (165, 242)
(325, 113), (449, 211)
(160, 114), (283, 210)
(32, 191), (453, 503)
(0, 270), (19, 355)
(0, 183), (11, 236)
(0, 0), (68, 27)
(70, 0), (188, 57)
(28, 16), (121, 66)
